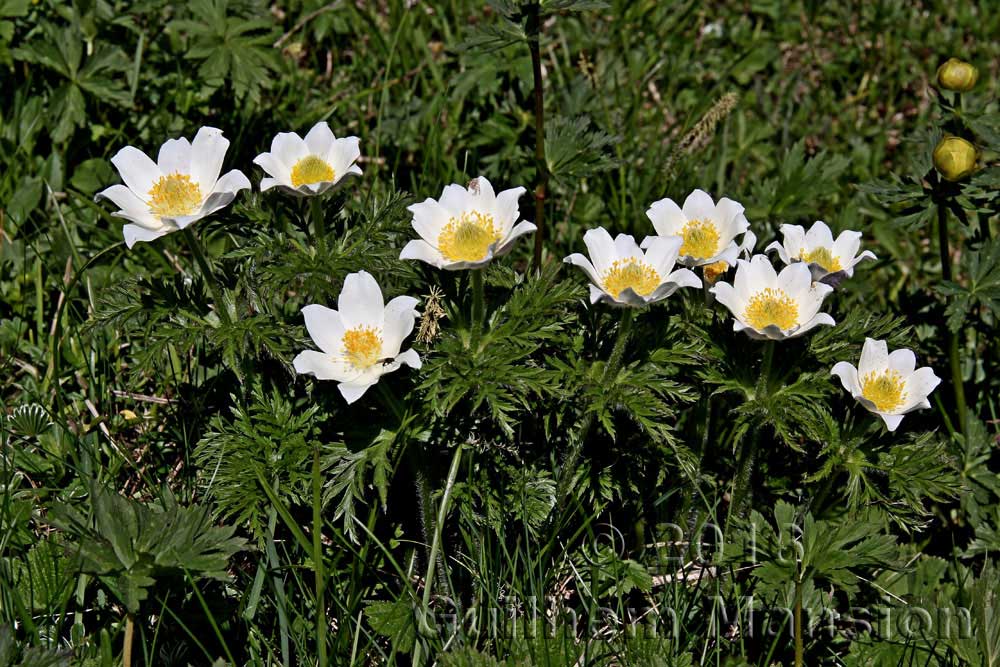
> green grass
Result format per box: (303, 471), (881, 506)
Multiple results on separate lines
(2, 0), (1000, 665)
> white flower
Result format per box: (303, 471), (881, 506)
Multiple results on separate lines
(564, 227), (701, 307)
(253, 121), (362, 197)
(643, 189), (751, 267)
(710, 255), (835, 340)
(293, 271), (422, 404)
(96, 127), (250, 248)
(765, 221), (876, 283)
(399, 177), (536, 270)
(831, 338), (941, 431)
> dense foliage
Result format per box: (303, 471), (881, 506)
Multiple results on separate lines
(2, 1), (999, 665)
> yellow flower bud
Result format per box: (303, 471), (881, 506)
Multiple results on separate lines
(936, 58), (978, 92)
(703, 261), (729, 284)
(933, 136), (978, 181)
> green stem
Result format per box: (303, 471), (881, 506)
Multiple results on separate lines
(527, 1), (547, 272)
(182, 228), (229, 324)
(310, 196), (325, 243)
(553, 307), (636, 517)
(794, 578), (804, 667)
(938, 205), (967, 435)
(312, 449), (327, 667)
(471, 268), (486, 345)
(728, 342), (774, 528)
(123, 614), (134, 667)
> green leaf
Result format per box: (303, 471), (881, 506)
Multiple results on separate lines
(364, 599), (418, 654)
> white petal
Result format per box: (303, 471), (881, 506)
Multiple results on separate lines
(408, 199), (451, 244)
(613, 233), (643, 260)
(582, 227), (618, 275)
(832, 230), (862, 263)
(805, 221), (834, 248)
(122, 223), (173, 248)
(664, 267), (701, 290)
(681, 189), (716, 221)
(395, 348), (422, 370)
(97, 185), (159, 225)
(302, 304), (346, 355)
(779, 225), (807, 258)
(111, 146), (162, 199)
(715, 197), (749, 239)
(642, 235), (683, 276)
(589, 284), (610, 304)
(879, 412), (905, 432)
(260, 177), (282, 192)
(746, 254), (778, 288)
(339, 271), (384, 329)
(494, 221), (536, 257)
(382, 295), (419, 356)
(495, 186), (526, 232)
(765, 240), (791, 266)
(328, 136), (361, 179)
(157, 138), (192, 175)
(338, 381), (377, 404)
(790, 312), (835, 337)
(887, 349), (916, 376)
(294, 350), (351, 381)
(304, 121), (336, 155)
(272, 132), (309, 168)
(710, 281), (741, 316)
(190, 127), (230, 195)
(439, 183), (471, 217)
(565, 253), (602, 286)
(472, 175), (496, 201)
(253, 152), (292, 184)
(211, 169), (251, 195)
(646, 197), (687, 236)
(831, 361), (861, 396)
(900, 367), (942, 412)
(400, 239), (446, 268)
(859, 338), (889, 377)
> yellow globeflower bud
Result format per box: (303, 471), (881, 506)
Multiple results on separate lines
(936, 58), (978, 92)
(933, 136), (978, 182)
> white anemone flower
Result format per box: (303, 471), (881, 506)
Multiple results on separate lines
(399, 176), (536, 270)
(293, 271), (422, 404)
(253, 121), (362, 197)
(765, 221), (877, 283)
(96, 127), (250, 248)
(643, 189), (751, 267)
(831, 338), (941, 431)
(710, 254), (835, 340)
(564, 227), (701, 307)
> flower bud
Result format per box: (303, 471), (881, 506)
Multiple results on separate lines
(933, 136), (978, 181)
(936, 58), (978, 92)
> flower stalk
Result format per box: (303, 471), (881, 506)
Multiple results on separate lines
(182, 228), (229, 325)
(527, 1), (547, 272)
(312, 448), (328, 667)
(938, 204), (967, 435)
(471, 268), (486, 345)
(310, 196), (326, 243)
(553, 307), (635, 517)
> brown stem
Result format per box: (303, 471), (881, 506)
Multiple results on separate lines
(527, 2), (547, 273)
(938, 204), (967, 435)
(124, 614), (135, 667)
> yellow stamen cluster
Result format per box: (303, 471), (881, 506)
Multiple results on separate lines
(801, 247), (842, 273)
(148, 173), (202, 218)
(438, 211), (501, 262)
(342, 326), (383, 369)
(703, 261), (729, 284)
(291, 155), (336, 187)
(861, 370), (907, 412)
(744, 288), (799, 331)
(679, 219), (720, 259)
(603, 259), (661, 298)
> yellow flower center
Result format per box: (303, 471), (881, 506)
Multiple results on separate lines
(743, 288), (799, 331)
(679, 219), (721, 259)
(800, 247), (842, 273)
(860, 370), (908, 412)
(438, 211), (501, 262)
(291, 155), (336, 188)
(602, 259), (661, 297)
(148, 173), (202, 218)
(703, 261), (729, 284)
(341, 326), (383, 369)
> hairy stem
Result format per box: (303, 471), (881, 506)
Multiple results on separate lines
(728, 342), (774, 528)
(312, 449), (328, 667)
(527, 1), (547, 272)
(123, 614), (134, 667)
(471, 268), (486, 345)
(182, 228), (229, 324)
(553, 307), (636, 517)
(794, 577), (804, 667)
(938, 204), (967, 435)
(310, 196), (326, 242)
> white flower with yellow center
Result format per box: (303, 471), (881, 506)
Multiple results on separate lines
(399, 177), (536, 270)
(96, 127), (250, 248)
(710, 255), (835, 339)
(564, 227), (701, 307)
(643, 189), (751, 267)
(766, 221), (877, 283)
(253, 121), (362, 197)
(293, 271), (421, 404)
(831, 338), (941, 431)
